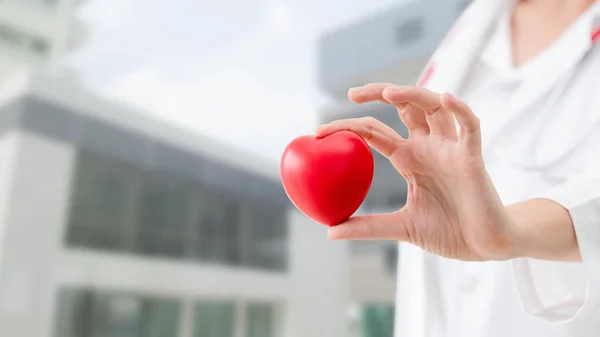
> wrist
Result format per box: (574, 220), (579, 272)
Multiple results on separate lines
(504, 199), (580, 262)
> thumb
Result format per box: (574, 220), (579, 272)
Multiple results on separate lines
(328, 211), (409, 241)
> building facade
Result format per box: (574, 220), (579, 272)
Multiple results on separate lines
(317, 1), (471, 336)
(0, 73), (349, 337)
(0, 0), (85, 77)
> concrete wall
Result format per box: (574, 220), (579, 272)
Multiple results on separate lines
(350, 252), (396, 304)
(284, 211), (350, 337)
(0, 132), (20, 282)
(0, 131), (75, 336)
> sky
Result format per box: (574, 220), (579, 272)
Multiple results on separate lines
(68, 0), (409, 162)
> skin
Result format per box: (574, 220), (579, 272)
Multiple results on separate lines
(317, 0), (596, 262)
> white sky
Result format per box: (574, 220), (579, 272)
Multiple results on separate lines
(68, 0), (410, 162)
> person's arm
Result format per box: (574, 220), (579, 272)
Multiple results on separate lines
(319, 83), (600, 322)
(507, 166), (600, 322)
(506, 198), (580, 262)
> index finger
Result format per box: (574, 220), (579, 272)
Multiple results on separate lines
(316, 117), (405, 158)
(348, 83), (398, 104)
(382, 86), (442, 113)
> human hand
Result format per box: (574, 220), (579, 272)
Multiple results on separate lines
(317, 84), (516, 261)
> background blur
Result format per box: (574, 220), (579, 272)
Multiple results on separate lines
(0, 0), (469, 336)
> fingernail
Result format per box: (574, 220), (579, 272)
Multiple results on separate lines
(349, 86), (366, 92)
(315, 125), (327, 136)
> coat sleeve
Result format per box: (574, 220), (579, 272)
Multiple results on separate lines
(512, 159), (600, 323)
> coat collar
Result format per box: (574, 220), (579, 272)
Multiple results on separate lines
(422, 0), (504, 96)
(421, 0), (600, 149)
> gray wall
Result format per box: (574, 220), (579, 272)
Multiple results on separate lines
(318, 0), (470, 98)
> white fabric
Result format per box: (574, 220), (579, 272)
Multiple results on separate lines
(394, 0), (600, 336)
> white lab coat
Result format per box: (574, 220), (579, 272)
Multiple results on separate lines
(395, 1), (600, 336)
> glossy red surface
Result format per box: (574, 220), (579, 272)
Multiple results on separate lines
(280, 130), (374, 226)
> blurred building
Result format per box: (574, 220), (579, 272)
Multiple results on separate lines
(0, 0), (85, 77)
(0, 73), (349, 337)
(317, 0), (470, 336)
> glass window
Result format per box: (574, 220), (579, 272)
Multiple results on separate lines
(361, 305), (395, 337)
(196, 193), (241, 265)
(0, 24), (25, 46)
(193, 301), (235, 337)
(65, 151), (289, 271)
(136, 179), (190, 258)
(137, 298), (181, 337)
(244, 206), (287, 271)
(92, 295), (141, 337)
(54, 289), (94, 337)
(31, 37), (50, 55)
(54, 288), (180, 337)
(66, 154), (133, 251)
(245, 303), (275, 337)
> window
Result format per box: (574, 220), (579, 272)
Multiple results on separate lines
(0, 24), (51, 59)
(396, 19), (423, 45)
(136, 179), (190, 258)
(65, 151), (288, 271)
(245, 303), (275, 337)
(244, 206), (287, 270)
(194, 301), (235, 337)
(67, 154), (133, 251)
(195, 193), (242, 265)
(31, 37), (49, 55)
(54, 288), (180, 337)
(361, 305), (395, 337)
(0, 24), (25, 46)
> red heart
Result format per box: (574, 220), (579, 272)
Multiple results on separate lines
(280, 130), (374, 226)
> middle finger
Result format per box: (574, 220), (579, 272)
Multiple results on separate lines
(383, 86), (457, 139)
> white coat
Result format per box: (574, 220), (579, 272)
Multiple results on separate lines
(395, 0), (600, 336)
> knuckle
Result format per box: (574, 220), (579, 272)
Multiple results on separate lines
(362, 116), (377, 123)
(363, 126), (374, 140)
(361, 116), (381, 126)
(469, 115), (481, 130)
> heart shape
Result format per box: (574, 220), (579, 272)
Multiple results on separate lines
(280, 130), (374, 226)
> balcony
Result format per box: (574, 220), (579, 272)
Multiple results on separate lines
(318, 0), (470, 100)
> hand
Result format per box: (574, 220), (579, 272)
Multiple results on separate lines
(317, 84), (516, 261)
